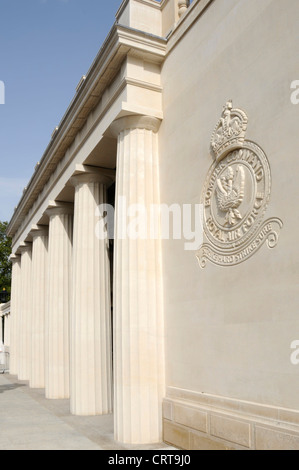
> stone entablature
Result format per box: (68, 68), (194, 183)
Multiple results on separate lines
(0, 301), (10, 318)
(6, 0), (207, 253)
(7, 25), (167, 252)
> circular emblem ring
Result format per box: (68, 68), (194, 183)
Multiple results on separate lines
(202, 141), (271, 251)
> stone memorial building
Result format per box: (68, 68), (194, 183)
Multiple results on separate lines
(6, 0), (299, 450)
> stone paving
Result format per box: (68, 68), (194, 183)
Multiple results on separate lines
(0, 374), (174, 451)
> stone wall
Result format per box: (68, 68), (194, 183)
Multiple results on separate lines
(159, 0), (299, 449)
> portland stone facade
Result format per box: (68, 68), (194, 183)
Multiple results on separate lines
(5, 0), (299, 450)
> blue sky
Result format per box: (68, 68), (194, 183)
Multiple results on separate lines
(0, 0), (122, 222)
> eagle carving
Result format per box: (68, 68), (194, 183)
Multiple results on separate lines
(216, 165), (245, 226)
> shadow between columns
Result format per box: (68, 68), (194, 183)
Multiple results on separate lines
(0, 382), (26, 394)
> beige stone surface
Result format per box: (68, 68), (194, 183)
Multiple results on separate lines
(174, 403), (207, 433)
(112, 116), (165, 444)
(163, 420), (190, 450)
(3, 314), (10, 347)
(255, 426), (299, 451)
(9, 257), (21, 376)
(163, 400), (173, 421)
(30, 229), (48, 389)
(18, 245), (32, 382)
(70, 171), (113, 416)
(210, 414), (251, 448)
(159, 0), (299, 412)
(163, 393), (299, 450)
(5, 0), (299, 449)
(116, 0), (162, 37)
(45, 205), (73, 400)
(278, 409), (299, 426)
(0, 374), (174, 451)
(189, 432), (234, 451)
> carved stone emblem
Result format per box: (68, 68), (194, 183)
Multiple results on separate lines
(197, 101), (283, 268)
(215, 165), (245, 226)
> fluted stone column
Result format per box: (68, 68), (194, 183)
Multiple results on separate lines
(18, 244), (32, 381)
(111, 115), (165, 444)
(4, 314), (10, 347)
(30, 228), (48, 389)
(46, 203), (73, 399)
(9, 255), (21, 375)
(70, 169), (114, 416)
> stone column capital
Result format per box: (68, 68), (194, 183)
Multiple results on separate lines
(30, 225), (49, 239)
(46, 202), (74, 217)
(18, 242), (32, 254)
(110, 114), (162, 138)
(70, 166), (115, 188)
(10, 254), (21, 263)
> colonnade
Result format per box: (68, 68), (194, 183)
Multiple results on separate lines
(9, 115), (165, 444)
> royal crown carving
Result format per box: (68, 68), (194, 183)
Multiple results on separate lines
(211, 100), (248, 161)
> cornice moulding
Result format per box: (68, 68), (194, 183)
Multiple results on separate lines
(116, 0), (162, 20)
(0, 302), (11, 316)
(6, 24), (167, 239)
(6, 0), (211, 240)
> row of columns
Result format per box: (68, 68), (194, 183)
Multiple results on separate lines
(9, 115), (165, 444)
(0, 312), (10, 346)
